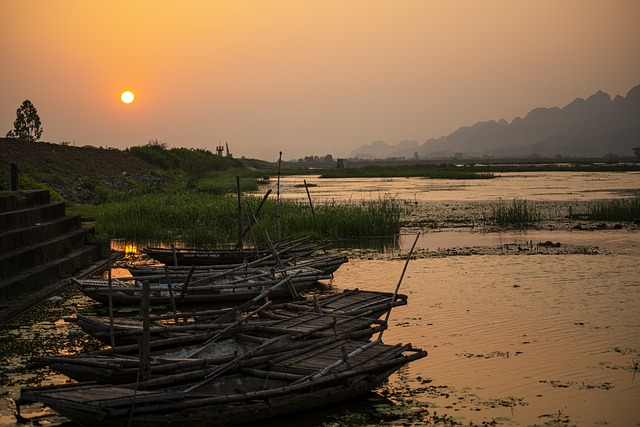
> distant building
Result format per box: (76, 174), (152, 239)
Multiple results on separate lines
(337, 158), (347, 168)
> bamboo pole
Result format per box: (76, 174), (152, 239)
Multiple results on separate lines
(171, 243), (178, 266)
(237, 188), (272, 248)
(304, 179), (325, 248)
(377, 232), (420, 342)
(164, 267), (178, 316)
(139, 281), (151, 380)
(277, 151), (282, 240)
(178, 265), (196, 302)
(236, 176), (243, 249)
(247, 203), (283, 269)
(107, 240), (115, 348)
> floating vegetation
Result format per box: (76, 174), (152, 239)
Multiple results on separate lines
(457, 351), (513, 359)
(535, 410), (577, 427)
(477, 396), (527, 409)
(539, 380), (614, 390)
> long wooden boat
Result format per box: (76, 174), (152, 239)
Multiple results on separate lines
(72, 265), (330, 306)
(268, 288), (408, 319)
(129, 252), (349, 276)
(141, 237), (324, 266)
(19, 339), (427, 427)
(66, 288), (405, 346)
(30, 312), (387, 384)
(66, 306), (387, 346)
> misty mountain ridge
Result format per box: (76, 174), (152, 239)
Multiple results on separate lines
(349, 84), (640, 159)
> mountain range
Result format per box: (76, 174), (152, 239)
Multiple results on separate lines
(349, 84), (640, 159)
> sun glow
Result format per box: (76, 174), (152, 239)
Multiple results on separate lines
(120, 91), (135, 104)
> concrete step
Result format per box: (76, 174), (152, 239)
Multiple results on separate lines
(0, 228), (90, 280)
(0, 201), (66, 232)
(0, 214), (82, 253)
(0, 244), (103, 298)
(0, 189), (51, 213)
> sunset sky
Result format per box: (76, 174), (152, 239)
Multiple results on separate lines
(2, 1), (639, 161)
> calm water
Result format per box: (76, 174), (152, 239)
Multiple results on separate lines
(333, 248), (640, 426)
(1, 172), (639, 426)
(260, 171), (640, 202)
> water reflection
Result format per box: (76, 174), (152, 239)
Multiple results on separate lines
(254, 171), (640, 203)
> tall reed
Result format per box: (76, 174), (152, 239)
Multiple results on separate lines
(585, 196), (640, 221)
(94, 193), (403, 244)
(488, 198), (541, 228)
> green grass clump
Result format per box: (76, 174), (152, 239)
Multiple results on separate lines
(95, 193), (242, 243)
(275, 197), (403, 239)
(93, 193), (403, 244)
(488, 198), (541, 228)
(192, 175), (259, 195)
(585, 196), (640, 221)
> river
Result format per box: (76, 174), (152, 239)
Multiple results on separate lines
(1, 171), (639, 426)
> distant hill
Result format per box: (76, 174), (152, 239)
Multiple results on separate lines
(349, 84), (640, 159)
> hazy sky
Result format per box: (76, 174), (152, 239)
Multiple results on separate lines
(2, 1), (639, 161)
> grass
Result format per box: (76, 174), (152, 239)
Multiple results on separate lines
(487, 198), (541, 228)
(585, 196), (640, 221)
(190, 174), (260, 195)
(93, 193), (403, 244)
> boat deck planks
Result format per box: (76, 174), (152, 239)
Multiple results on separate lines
(271, 341), (401, 374)
(24, 384), (184, 412)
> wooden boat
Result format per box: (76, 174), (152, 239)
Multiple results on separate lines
(268, 288), (408, 319)
(18, 339), (427, 427)
(128, 252), (349, 276)
(30, 312), (387, 384)
(65, 305), (386, 346)
(141, 237), (324, 266)
(66, 289), (405, 346)
(72, 265), (330, 306)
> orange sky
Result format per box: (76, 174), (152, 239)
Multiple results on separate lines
(2, 1), (639, 161)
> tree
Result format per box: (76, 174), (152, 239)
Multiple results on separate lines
(6, 100), (43, 141)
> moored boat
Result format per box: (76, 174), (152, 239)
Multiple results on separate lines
(72, 265), (330, 306)
(18, 339), (427, 427)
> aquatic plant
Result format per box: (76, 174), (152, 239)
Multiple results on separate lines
(488, 198), (541, 228)
(585, 196), (640, 221)
(94, 193), (403, 244)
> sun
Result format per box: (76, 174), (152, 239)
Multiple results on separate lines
(120, 91), (135, 104)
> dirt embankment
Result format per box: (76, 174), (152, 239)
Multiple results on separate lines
(0, 138), (161, 203)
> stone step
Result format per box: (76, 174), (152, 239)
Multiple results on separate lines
(0, 214), (82, 253)
(0, 244), (103, 298)
(0, 228), (90, 280)
(0, 201), (66, 232)
(0, 189), (51, 213)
